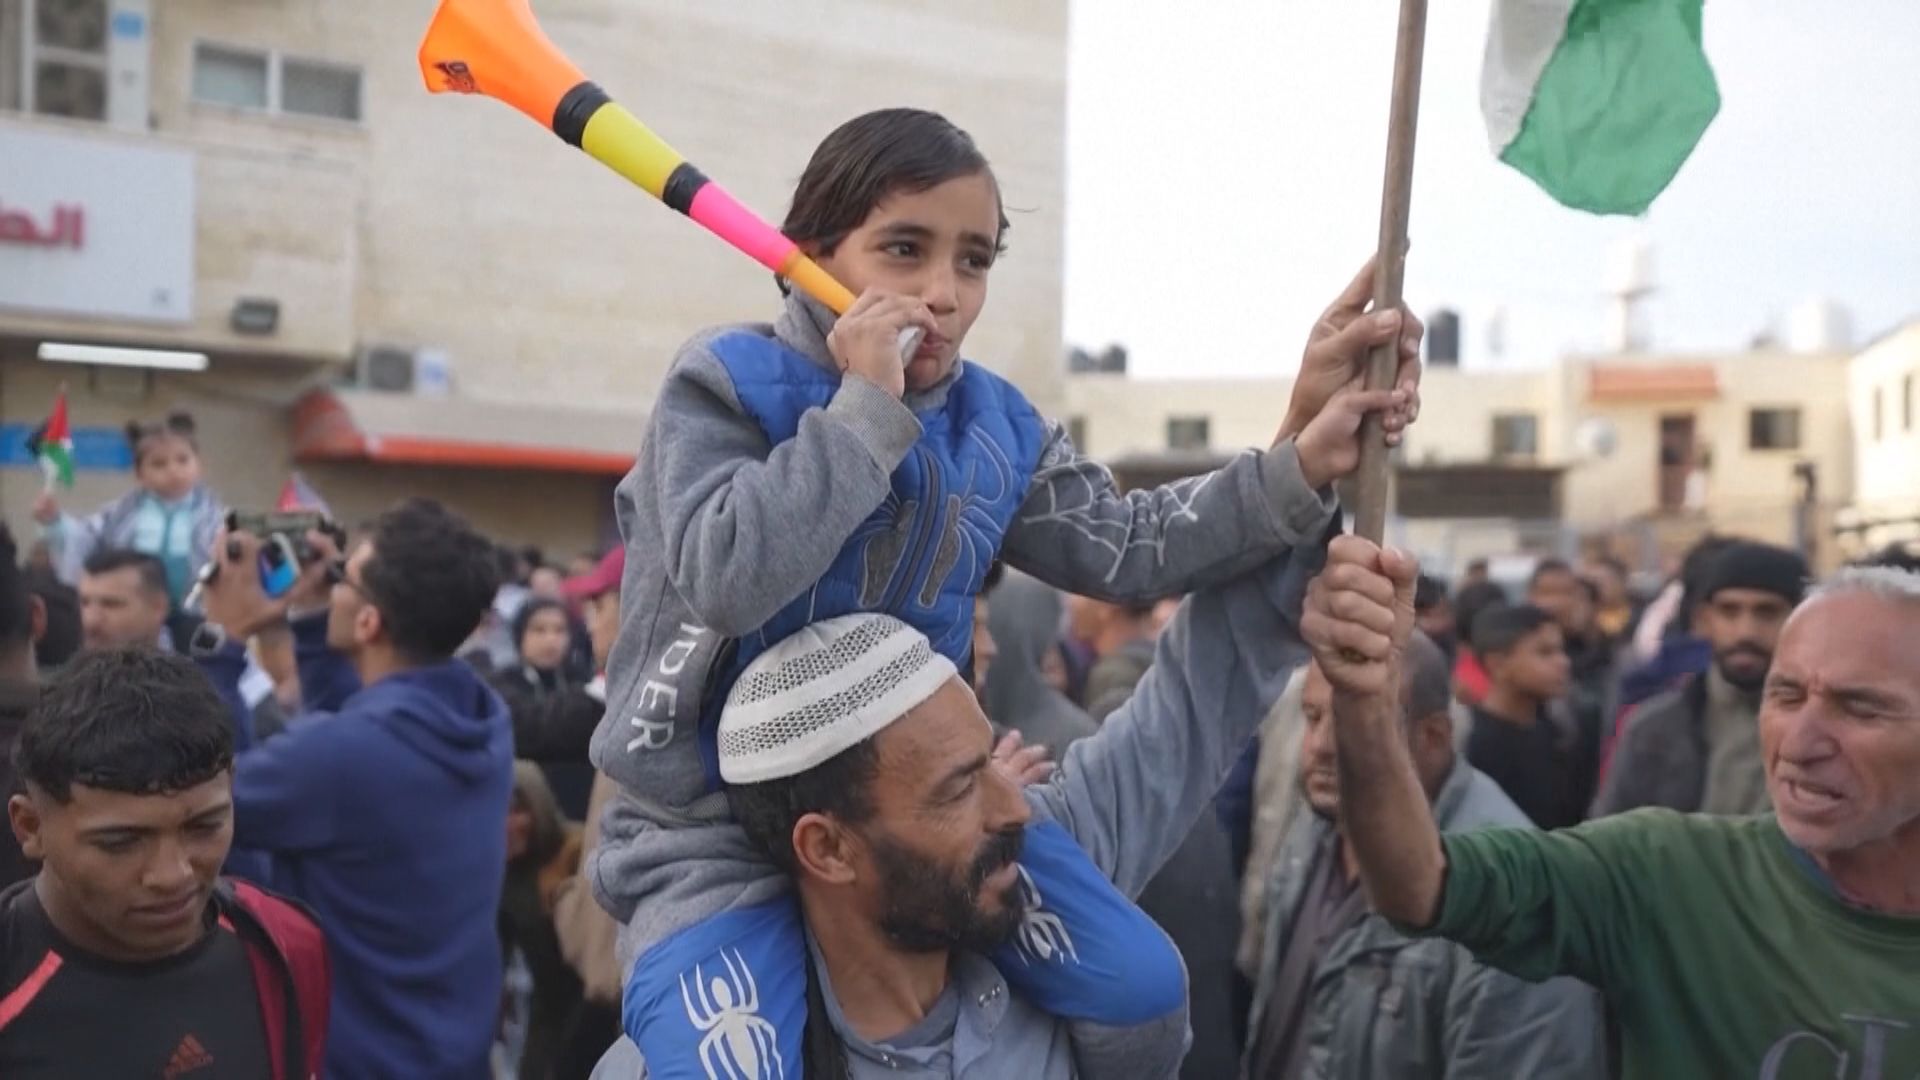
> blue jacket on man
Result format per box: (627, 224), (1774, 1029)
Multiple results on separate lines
(202, 614), (515, 1079)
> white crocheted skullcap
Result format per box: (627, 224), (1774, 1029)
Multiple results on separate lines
(718, 613), (959, 785)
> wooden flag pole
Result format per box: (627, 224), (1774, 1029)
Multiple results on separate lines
(1351, 0), (1429, 544)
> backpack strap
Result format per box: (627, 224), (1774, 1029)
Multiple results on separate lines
(215, 879), (329, 1080)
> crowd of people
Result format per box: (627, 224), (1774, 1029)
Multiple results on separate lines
(0, 99), (1912, 1080)
(965, 527), (1920, 1079)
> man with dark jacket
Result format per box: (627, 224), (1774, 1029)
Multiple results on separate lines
(1, 650), (328, 1078)
(195, 498), (513, 1079)
(1593, 542), (1807, 817)
(1245, 635), (1605, 1079)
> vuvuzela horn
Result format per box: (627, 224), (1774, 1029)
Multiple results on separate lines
(419, 0), (922, 359)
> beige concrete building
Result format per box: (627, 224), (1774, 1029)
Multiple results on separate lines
(1837, 320), (1920, 555)
(1063, 343), (1863, 574)
(0, 0), (1068, 554)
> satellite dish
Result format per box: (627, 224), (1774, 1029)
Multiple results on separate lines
(1575, 417), (1618, 461)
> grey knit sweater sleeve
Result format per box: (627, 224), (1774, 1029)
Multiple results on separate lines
(648, 341), (922, 637)
(1026, 441), (1331, 898)
(1002, 418), (1335, 602)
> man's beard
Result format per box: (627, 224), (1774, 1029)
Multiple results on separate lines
(871, 826), (1027, 954)
(1714, 642), (1772, 692)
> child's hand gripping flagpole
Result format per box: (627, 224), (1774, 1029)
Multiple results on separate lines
(1351, 0), (1428, 545)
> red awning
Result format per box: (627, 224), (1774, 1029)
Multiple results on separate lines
(1587, 364), (1720, 403)
(291, 389), (637, 475)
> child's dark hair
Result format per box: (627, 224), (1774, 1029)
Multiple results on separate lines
(14, 649), (233, 802)
(1413, 574), (1450, 614)
(1452, 582), (1508, 657)
(125, 411), (199, 463)
(782, 108), (1009, 258)
(1470, 604), (1557, 658)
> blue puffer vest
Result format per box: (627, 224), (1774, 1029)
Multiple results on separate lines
(699, 330), (1050, 787)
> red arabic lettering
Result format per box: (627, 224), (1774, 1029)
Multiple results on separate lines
(0, 202), (85, 250)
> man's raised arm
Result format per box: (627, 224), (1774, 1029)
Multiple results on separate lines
(1028, 388), (1405, 898)
(1299, 535), (1446, 926)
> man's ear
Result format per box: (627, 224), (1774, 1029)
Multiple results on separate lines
(791, 813), (859, 886)
(9, 793), (45, 861)
(356, 604), (384, 649)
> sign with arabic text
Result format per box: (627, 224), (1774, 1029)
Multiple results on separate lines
(0, 126), (192, 324)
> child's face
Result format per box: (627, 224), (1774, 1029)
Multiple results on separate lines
(816, 172), (1001, 393)
(1490, 624), (1572, 701)
(519, 608), (572, 673)
(135, 434), (201, 502)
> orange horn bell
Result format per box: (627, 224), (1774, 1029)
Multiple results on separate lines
(417, 0), (587, 132)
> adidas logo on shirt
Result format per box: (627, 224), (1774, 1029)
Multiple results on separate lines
(163, 1033), (214, 1078)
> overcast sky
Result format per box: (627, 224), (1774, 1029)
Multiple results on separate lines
(1062, 0), (1920, 377)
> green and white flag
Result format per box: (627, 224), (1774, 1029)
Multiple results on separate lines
(26, 389), (75, 492)
(1482, 0), (1720, 215)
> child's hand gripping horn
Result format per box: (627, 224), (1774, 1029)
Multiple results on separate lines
(417, 0), (923, 364)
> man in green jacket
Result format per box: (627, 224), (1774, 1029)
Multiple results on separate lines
(1243, 633), (1604, 1079)
(1300, 537), (1920, 1079)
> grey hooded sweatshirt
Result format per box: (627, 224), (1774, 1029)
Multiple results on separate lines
(585, 288), (1334, 1076)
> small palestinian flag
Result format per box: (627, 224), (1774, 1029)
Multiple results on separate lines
(1482, 0), (1720, 215)
(276, 471), (331, 514)
(26, 390), (74, 491)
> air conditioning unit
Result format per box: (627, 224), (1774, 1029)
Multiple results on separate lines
(29, 0), (111, 123)
(33, 62), (109, 121)
(353, 344), (452, 396)
(356, 345), (416, 392)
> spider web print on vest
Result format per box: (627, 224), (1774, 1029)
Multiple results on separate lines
(1009, 865), (1080, 966)
(680, 947), (786, 1080)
